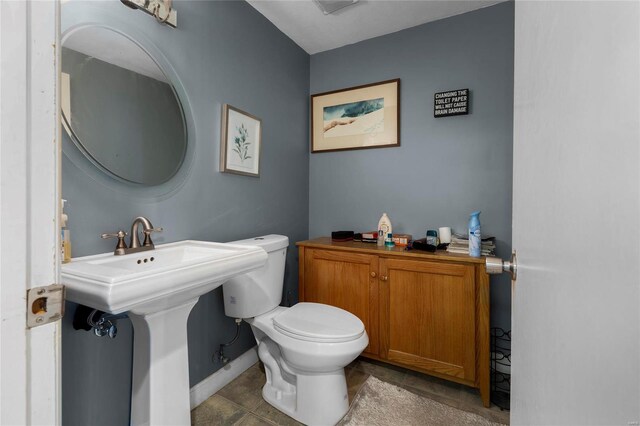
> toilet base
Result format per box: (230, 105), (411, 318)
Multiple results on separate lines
(246, 307), (367, 426)
(262, 369), (349, 426)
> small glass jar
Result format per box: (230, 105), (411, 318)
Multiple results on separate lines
(426, 230), (438, 246)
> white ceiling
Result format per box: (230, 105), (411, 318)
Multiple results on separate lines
(247, 0), (505, 54)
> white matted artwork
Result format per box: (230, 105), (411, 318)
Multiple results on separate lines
(220, 104), (262, 177)
(311, 79), (399, 153)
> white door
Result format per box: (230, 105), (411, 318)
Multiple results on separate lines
(0, 1), (61, 424)
(511, 1), (639, 424)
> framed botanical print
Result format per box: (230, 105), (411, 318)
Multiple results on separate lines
(220, 104), (262, 177)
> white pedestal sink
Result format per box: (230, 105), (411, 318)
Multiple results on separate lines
(61, 240), (267, 426)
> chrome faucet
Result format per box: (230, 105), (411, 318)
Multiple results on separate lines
(102, 216), (163, 255)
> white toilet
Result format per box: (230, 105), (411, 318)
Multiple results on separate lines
(223, 235), (368, 426)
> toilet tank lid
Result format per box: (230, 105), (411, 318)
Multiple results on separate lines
(228, 234), (289, 253)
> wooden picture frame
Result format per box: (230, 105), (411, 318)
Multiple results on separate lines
(220, 104), (262, 177)
(311, 78), (400, 153)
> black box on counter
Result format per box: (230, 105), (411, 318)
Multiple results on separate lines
(331, 231), (354, 242)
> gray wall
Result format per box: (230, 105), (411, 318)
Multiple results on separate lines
(309, 2), (514, 328)
(61, 1), (309, 425)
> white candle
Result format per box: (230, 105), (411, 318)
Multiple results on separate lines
(438, 227), (452, 244)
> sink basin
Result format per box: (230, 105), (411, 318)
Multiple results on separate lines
(62, 240), (268, 315)
(61, 240), (268, 426)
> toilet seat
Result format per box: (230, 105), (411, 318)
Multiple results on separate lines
(273, 302), (364, 343)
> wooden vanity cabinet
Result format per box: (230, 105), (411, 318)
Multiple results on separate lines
(297, 238), (490, 407)
(379, 258), (476, 382)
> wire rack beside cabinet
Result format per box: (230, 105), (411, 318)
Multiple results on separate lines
(491, 327), (511, 410)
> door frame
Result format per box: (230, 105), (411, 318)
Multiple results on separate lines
(0, 1), (61, 424)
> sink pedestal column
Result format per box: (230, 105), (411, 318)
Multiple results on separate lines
(128, 298), (199, 426)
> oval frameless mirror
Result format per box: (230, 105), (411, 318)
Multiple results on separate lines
(61, 26), (187, 186)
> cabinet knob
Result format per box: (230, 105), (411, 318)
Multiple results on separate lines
(370, 272), (377, 278)
(380, 275), (388, 281)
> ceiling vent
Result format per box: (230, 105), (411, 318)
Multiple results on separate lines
(313, 0), (359, 15)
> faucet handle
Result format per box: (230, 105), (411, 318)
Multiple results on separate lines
(143, 227), (163, 234)
(101, 230), (128, 255)
(142, 227), (163, 247)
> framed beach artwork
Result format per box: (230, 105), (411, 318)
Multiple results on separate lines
(311, 79), (400, 153)
(220, 104), (262, 177)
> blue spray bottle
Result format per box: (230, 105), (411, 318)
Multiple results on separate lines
(468, 211), (481, 258)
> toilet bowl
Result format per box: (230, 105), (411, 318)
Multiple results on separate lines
(222, 235), (368, 425)
(248, 304), (368, 425)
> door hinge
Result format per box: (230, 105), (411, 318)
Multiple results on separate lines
(27, 284), (65, 328)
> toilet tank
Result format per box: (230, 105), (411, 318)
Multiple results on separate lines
(222, 235), (288, 319)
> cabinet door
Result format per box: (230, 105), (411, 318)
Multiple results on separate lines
(302, 249), (379, 355)
(380, 258), (476, 382)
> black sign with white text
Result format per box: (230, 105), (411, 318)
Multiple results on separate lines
(434, 89), (469, 118)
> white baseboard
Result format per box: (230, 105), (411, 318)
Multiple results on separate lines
(190, 346), (259, 409)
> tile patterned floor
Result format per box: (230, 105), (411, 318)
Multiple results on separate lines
(191, 357), (510, 425)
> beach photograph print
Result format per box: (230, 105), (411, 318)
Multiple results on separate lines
(323, 98), (385, 138)
(220, 104), (261, 177)
(311, 79), (399, 152)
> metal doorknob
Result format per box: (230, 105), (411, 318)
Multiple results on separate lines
(485, 251), (517, 280)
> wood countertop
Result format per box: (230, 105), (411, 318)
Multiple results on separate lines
(296, 237), (487, 265)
